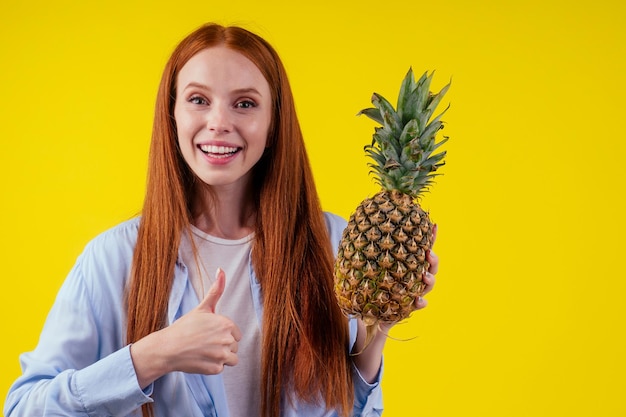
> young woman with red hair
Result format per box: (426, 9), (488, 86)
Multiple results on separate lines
(5, 23), (438, 417)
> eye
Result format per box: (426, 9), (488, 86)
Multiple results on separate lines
(236, 100), (256, 109)
(189, 96), (208, 105)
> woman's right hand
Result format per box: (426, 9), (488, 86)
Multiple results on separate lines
(130, 268), (242, 389)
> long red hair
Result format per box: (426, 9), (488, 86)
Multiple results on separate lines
(126, 23), (353, 417)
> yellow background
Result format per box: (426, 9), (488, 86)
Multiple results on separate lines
(1, 0), (625, 415)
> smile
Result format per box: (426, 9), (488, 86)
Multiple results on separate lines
(198, 144), (241, 158)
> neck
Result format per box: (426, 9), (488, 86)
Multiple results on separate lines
(191, 183), (256, 240)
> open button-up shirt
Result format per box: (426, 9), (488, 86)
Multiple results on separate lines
(4, 213), (383, 417)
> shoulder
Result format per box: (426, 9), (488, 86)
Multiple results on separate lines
(323, 211), (348, 231)
(73, 217), (141, 289)
(323, 211), (348, 253)
(50, 218), (142, 330)
(82, 217), (141, 258)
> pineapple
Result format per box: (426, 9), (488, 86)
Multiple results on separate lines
(334, 68), (449, 341)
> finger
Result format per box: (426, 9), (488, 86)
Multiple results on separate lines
(197, 267), (226, 313)
(231, 323), (243, 342)
(224, 351), (239, 367)
(427, 249), (439, 275)
(414, 296), (428, 310)
(421, 272), (436, 296)
(232, 329), (242, 343)
(431, 223), (438, 246)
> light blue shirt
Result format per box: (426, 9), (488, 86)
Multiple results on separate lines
(4, 213), (383, 416)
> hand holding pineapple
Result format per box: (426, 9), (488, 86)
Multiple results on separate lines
(381, 223), (438, 321)
(351, 242), (438, 382)
(334, 68), (449, 347)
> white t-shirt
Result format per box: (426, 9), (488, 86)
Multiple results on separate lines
(179, 225), (261, 417)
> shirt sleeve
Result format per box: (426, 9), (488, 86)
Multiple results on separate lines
(325, 211), (384, 416)
(348, 318), (384, 416)
(4, 231), (153, 417)
(351, 360), (383, 416)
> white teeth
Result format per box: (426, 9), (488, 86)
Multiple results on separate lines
(199, 145), (238, 154)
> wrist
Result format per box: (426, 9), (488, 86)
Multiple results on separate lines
(130, 330), (170, 389)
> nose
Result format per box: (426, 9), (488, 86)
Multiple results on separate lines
(206, 103), (232, 133)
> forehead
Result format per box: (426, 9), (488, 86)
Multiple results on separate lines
(177, 46), (269, 91)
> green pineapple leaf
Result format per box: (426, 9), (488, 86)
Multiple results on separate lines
(361, 68), (450, 197)
(398, 119), (419, 148)
(397, 67), (417, 125)
(372, 93), (402, 138)
(357, 107), (384, 125)
(416, 72), (434, 117)
(400, 71), (430, 127)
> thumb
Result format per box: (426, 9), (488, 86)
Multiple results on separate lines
(197, 267), (226, 313)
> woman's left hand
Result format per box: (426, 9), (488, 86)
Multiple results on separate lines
(355, 224), (440, 383)
(414, 242), (438, 310)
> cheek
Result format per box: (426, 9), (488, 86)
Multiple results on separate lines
(257, 110), (273, 147)
(173, 107), (183, 136)
(173, 103), (192, 131)
(252, 124), (270, 149)
(174, 114), (194, 156)
(174, 116), (199, 150)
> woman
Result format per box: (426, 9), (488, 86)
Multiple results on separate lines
(4, 23), (437, 417)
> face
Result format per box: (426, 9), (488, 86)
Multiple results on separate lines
(174, 46), (272, 191)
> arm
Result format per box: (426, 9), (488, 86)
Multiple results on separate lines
(130, 268), (241, 388)
(348, 247), (438, 417)
(352, 247), (438, 382)
(323, 212), (439, 415)
(4, 253), (151, 417)
(5, 241), (241, 417)
(5, 254), (242, 417)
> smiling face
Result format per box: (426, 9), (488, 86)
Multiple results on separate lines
(174, 46), (272, 192)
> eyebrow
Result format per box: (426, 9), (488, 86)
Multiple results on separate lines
(181, 82), (263, 96)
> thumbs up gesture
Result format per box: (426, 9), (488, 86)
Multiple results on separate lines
(130, 268), (243, 388)
(197, 267), (227, 313)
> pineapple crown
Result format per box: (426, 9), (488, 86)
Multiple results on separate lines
(359, 68), (450, 198)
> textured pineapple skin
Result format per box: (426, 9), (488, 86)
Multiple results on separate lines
(334, 190), (433, 325)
